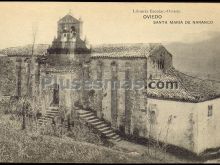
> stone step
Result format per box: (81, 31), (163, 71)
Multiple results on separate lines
(95, 124), (108, 128)
(83, 116), (96, 120)
(44, 114), (57, 118)
(102, 130), (113, 134)
(111, 134), (120, 139)
(98, 127), (110, 131)
(90, 122), (103, 126)
(87, 118), (99, 123)
(38, 117), (51, 122)
(105, 132), (116, 137)
(79, 113), (94, 118)
(45, 112), (56, 115)
(46, 111), (59, 114)
(44, 114), (54, 118)
(77, 109), (122, 142)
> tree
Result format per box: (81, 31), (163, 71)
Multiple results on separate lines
(31, 22), (38, 57)
(16, 97), (31, 130)
(20, 23), (38, 130)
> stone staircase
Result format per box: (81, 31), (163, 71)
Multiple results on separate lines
(38, 106), (59, 126)
(35, 107), (122, 142)
(76, 109), (121, 142)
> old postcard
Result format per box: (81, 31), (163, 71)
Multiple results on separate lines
(0, 2), (220, 163)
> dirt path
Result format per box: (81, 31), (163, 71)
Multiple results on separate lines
(111, 140), (200, 163)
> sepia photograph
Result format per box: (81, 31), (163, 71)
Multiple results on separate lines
(0, 2), (220, 163)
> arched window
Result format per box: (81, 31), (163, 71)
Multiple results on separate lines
(125, 62), (131, 81)
(161, 59), (164, 69)
(97, 60), (103, 73)
(71, 26), (76, 32)
(71, 26), (76, 37)
(97, 60), (103, 80)
(157, 60), (160, 69)
(111, 61), (117, 72)
(157, 59), (165, 70)
(111, 61), (117, 81)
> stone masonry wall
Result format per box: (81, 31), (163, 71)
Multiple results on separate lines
(90, 58), (147, 133)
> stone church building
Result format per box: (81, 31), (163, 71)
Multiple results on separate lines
(5, 13), (220, 155)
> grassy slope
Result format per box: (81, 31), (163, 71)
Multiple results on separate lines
(0, 114), (159, 163)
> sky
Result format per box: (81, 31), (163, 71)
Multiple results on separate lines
(0, 2), (220, 49)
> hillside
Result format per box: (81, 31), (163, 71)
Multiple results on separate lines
(0, 114), (161, 163)
(165, 33), (220, 80)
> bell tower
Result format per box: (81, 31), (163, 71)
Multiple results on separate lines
(48, 11), (90, 54)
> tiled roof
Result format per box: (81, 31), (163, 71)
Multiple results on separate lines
(146, 68), (220, 102)
(58, 14), (80, 24)
(0, 44), (49, 56)
(91, 43), (166, 58)
(0, 43), (169, 58)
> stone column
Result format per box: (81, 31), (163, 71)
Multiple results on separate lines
(125, 63), (132, 135)
(24, 58), (31, 97)
(35, 60), (40, 94)
(15, 57), (22, 97)
(111, 61), (118, 129)
(81, 63), (90, 109)
(96, 61), (103, 118)
(33, 58), (41, 104)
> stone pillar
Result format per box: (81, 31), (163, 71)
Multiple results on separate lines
(30, 59), (40, 108)
(131, 65), (141, 135)
(71, 68), (81, 118)
(15, 57), (22, 97)
(117, 64), (126, 133)
(125, 63), (132, 135)
(96, 61), (103, 118)
(33, 58), (41, 103)
(24, 58), (31, 97)
(111, 61), (118, 129)
(81, 63), (90, 109)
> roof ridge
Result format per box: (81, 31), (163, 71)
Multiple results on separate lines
(58, 14), (80, 23)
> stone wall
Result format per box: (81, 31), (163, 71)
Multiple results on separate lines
(39, 66), (81, 114)
(90, 58), (147, 132)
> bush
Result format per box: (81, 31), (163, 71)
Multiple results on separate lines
(39, 122), (64, 138)
(65, 119), (103, 146)
(0, 99), (11, 114)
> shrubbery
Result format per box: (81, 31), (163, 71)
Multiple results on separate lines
(65, 119), (103, 145)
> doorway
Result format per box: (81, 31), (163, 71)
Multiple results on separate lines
(52, 83), (59, 106)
